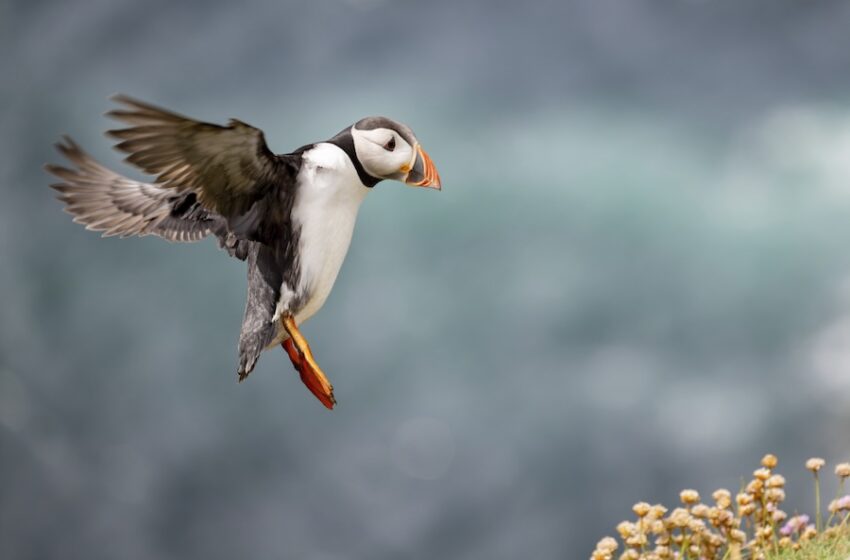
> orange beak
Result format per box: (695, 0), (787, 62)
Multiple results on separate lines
(404, 145), (442, 190)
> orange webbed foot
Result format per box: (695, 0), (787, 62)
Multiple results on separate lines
(281, 319), (336, 410)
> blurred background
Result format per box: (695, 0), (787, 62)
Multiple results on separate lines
(3, 0), (850, 558)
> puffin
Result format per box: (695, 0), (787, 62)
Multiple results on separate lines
(46, 95), (441, 410)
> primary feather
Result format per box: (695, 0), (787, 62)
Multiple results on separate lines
(47, 137), (251, 258)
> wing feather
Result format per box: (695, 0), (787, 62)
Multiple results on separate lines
(47, 137), (213, 242)
(106, 95), (285, 220)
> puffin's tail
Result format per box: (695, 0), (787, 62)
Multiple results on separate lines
(45, 137), (212, 242)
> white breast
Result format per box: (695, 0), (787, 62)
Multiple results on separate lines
(286, 143), (369, 325)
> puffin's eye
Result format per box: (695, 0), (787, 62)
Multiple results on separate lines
(384, 137), (396, 151)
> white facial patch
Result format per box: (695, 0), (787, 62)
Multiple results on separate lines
(351, 126), (415, 179)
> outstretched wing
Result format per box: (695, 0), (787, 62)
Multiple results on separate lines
(46, 137), (251, 259)
(106, 95), (298, 242)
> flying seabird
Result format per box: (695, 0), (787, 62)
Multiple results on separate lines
(46, 96), (441, 409)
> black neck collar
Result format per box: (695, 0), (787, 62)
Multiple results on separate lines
(327, 128), (381, 188)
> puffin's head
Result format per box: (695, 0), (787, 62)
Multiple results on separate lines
(349, 117), (441, 190)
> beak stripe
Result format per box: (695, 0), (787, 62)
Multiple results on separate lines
(412, 145), (442, 190)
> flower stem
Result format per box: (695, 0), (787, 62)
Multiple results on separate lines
(827, 478), (845, 527)
(815, 471), (822, 533)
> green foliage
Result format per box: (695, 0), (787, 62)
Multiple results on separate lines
(766, 525), (850, 560)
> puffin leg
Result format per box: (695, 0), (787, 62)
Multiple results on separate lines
(281, 316), (336, 410)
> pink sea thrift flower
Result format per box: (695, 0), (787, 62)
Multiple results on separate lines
(780, 514), (810, 536)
